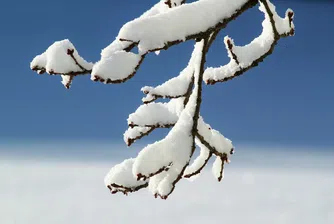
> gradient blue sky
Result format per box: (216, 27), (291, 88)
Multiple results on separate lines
(0, 0), (333, 147)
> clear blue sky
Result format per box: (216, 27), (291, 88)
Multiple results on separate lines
(0, 0), (333, 147)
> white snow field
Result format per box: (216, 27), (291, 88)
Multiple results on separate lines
(1, 143), (333, 224)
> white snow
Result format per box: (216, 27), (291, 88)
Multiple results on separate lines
(104, 158), (147, 191)
(197, 116), (234, 156)
(184, 138), (211, 179)
(116, 0), (250, 53)
(31, 0), (294, 89)
(30, 39), (93, 74)
(127, 98), (184, 127)
(268, 2), (295, 35)
(212, 156), (224, 181)
(1, 144), (333, 224)
(141, 40), (199, 103)
(91, 51), (142, 83)
(141, 65), (192, 101)
(29, 0), (296, 200)
(125, 38), (233, 197)
(91, 0), (189, 84)
(61, 75), (73, 89)
(132, 41), (205, 197)
(204, 1), (294, 83)
(123, 126), (153, 146)
(148, 171), (168, 195)
(140, 1), (170, 18)
(30, 0), (183, 87)
(100, 1), (174, 58)
(98, 0), (180, 68)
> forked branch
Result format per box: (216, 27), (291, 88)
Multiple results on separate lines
(204, 0), (295, 84)
(30, 0), (258, 88)
(105, 0), (294, 199)
(30, 0), (295, 199)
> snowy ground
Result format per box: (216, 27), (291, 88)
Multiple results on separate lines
(1, 143), (333, 224)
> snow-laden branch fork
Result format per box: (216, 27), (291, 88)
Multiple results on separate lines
(30, 0), (295, 199)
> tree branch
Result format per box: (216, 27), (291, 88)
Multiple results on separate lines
(31, 0), (259, 87)
(137, 163), (172, 182)
(92, 54), (146, 84)
(140, 0), (258, 53)
(108, 182), (149, 195)
(156, 37), (210, 199)
(30, 0), (295, 199)
(204, 0), (295, 84)
(92, 0), (259, 87)
(184, 146), (212, 179)
(32, 48), (92, 77)
(124, 127), (155, 147)
(142, 76), (194, 104)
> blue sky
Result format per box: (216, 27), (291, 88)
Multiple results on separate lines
(0, 0), (333, 147)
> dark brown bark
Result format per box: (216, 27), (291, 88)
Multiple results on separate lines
(125, 127), (155, 147)
(107, 182), (149, 195)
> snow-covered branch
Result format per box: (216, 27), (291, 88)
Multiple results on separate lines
(141, 40), (200, 103)
(109, 0), (294, 199)
(29, 0), (182, 88)
(184, 139), (213, 179)
(141, 69), (194, 104)
(116, 0), (258, 54)
(204, 0), (295, 84)
(91, 51), (145, 84)
(107, 35), (235, 199)
(30, 0), (295, 199)
(104, 159), (148, 195)
(106, 39), (210, 199)
(134, 39), (208, 199)
(93, 0), (259, 87)
(123, 127), (154, 147)
(30, 0), (258, 88)
(127, 98), (184, 128)
(30, 40), (93, 89)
